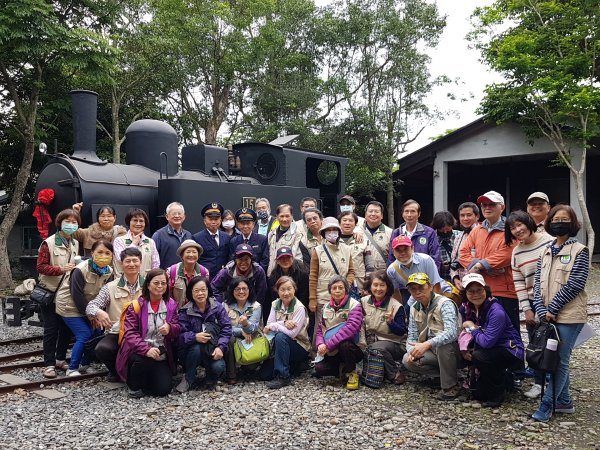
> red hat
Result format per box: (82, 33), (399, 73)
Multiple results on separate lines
(392, 235), (412, 249)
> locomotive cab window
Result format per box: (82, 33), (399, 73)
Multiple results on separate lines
(254, 152), (279, 181)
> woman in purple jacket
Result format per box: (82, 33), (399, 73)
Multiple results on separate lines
(116, 268), (181, 398)
(175, 276), (232, 393)
(460, 273), (524, 407)
(314, 276), (364, 390)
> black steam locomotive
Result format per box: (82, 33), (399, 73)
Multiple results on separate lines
(35, 90), (348, 233)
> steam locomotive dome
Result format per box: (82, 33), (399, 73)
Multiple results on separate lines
(35, 90), (348, 234)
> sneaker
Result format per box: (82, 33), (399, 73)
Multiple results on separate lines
(266, 377), (291, 389)
(43, 366), (57, 379)
(175, 377), (190, 394)
(227, 378), (238, 386)
(55, 360), (69, 371)
(524, 383), (542, 399)
(437, 384), (461, 401)
(531, 402), (553, 423)
(127, 388), (144, 398)
(78, 365), (90, 374)
(346, 372), (360, 390)
(555, 402), (575, 414)
(66, 369), (81, 377)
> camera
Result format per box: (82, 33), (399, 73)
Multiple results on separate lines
(449, 261), (462, 271)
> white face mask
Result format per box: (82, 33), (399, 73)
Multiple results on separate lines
(339, 205), (353, 213)
(400, 255), (413, 265)
(222, 220), (235, 230)
(325, 231), (339, 243)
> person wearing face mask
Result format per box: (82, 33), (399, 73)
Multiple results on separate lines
(36, 209), (81, 378)
(449, 202), (480, 289)
(531, 205), (590, 423)
(431, 211), (460, 281)
(55, 239), (114, 376)
(220, 209), (240, 237)
(338, 195), (365, 227)
(309, 217), (355, 346)
(254, 198), (278, 236)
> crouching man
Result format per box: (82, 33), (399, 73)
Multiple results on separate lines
(402, 272), (461, 400)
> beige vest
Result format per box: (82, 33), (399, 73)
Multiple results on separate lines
(225, 301), (262, 332)
(361, 295), (405, 344)
(363, 223), (392, 271)
(267, 223), (305, 276)
(314, 241), (352, 305)
(169, 262), (205, 308)
(539, 241), (588, 324)
(321, 297), (366, 353)
(272, 298), (311, 351)
(38, 234), (79, 291)
(113, 235), (156, 278)
(341, 236), (371, 290)
(105, 275), (143, 325)
(410, 294), (460, 343)
(302, 229), (322, 253)
(55, 260), (112, 317)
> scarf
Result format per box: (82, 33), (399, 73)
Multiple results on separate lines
(329, 294), (349, 310)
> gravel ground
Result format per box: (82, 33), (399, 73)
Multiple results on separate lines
(0, 267), (599, 450)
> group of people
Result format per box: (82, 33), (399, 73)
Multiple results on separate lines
(34, 190), (590, 424)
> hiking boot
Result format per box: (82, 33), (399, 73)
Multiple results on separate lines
(346, 372), (360, 390)
(128, 388), (144, 398)
(43, 366), (57, 379)
(392, 371), (406, 385)
(524, 383), (542, 399)
(555, 402), (575, 414)
(175, 377), (190, 394)
(266, 377), (291, 389)
(437, 384), (461, 401)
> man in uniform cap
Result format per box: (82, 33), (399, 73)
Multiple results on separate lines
(526, 192), (551, 232)
(229, 208), (269, 273)
(192, 202), (230, 279)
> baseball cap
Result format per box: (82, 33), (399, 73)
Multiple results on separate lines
(235, 243), (253, 257)
(461, 273), (486, 288)
(406, 273), (431, 286)
(392, 235), (412, 249)
(339, 195), (355, 204)
(527, 192), (549, 204)
(477, 191), (504, 204)
(276, 246), (293, 260)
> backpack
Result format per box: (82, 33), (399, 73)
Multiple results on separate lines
(118, 299), (141, 345)
(526, 321), (560, 372)
(169, 263), (209, 291)
(361, 348), (385, 388)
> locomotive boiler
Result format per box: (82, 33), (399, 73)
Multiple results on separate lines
(35, 90), (348, 233)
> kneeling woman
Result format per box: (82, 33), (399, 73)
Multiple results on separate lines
(361, 270), (407, 385)
(264, 276), (310, 389)
(460, 273), (524, 407)
(315, 275), (364, 390)
(56, 239), (114, 376)
(176, 276), (232, 392)
(224, 278), (263, 384)
(116, 268), (181, 397)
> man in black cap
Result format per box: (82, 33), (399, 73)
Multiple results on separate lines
(192, 202), (230, 279)
(229, 208), (269, 273)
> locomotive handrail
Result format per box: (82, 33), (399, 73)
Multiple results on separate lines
(159, 152), (169, 180)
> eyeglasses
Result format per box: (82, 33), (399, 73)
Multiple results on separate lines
(192, 288), (208, 294)
(234, 287), (249, 292)
(480, 203), (498, 208)
(151, 281), (168, 287)
(551, 218), (571, 223)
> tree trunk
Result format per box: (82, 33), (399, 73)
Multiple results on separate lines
(205, 120), (218, 145)
(573, 170), (595, 265)
(385, 168), (395, 228)
(0, 132), (36, 288)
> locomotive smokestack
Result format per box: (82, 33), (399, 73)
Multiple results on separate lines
(70, 90), (101, 162)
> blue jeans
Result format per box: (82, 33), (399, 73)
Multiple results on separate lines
(183, 343), (225, 383)
(62, 317), (94, 370)
(272, 332), (308, 379)
(541, 323), (584, 407)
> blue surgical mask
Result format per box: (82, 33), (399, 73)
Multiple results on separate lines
(340, 205), (353, 213)
(61, 222), (79, 235)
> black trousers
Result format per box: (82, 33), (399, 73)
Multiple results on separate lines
(127, 353), (172, 396)
(315, 340), (364, 377)
(39, 301), (72, 366)
(472, 347), (520, 402)
(95, 334), (119, 375)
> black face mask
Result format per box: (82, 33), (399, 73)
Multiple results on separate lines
(549, 222), (571, 237)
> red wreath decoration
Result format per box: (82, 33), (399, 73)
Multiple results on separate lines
(32, 188), (55, 239)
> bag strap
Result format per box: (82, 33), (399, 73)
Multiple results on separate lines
(52, 242), (75, 293)
(169, 264), (177, 290)
(322, 244), (340, 275)
(392, 261), (409, 282)
(363, 226), (388, 261)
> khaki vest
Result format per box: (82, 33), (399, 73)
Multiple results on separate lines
(224, 301), (262, 332)
(314, 241), (352, 305)
(321, 297), (366, 353)
(363, 223), (392, 271)
(341, 236), (370, 290)
(361, 295), (405, 344)
(272, 297), (311, 351)
(410, 294), (460, 343)
(106, 275), (144, 325)
(170, 263), (204, 308)
(55, 260), (112, 318)
(38, 234), (79, 291)
(113, 236), (156, 278)
(267, 223), (305, 276)
(539, 241), (588, 324)
(302, 229), (322, 253)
